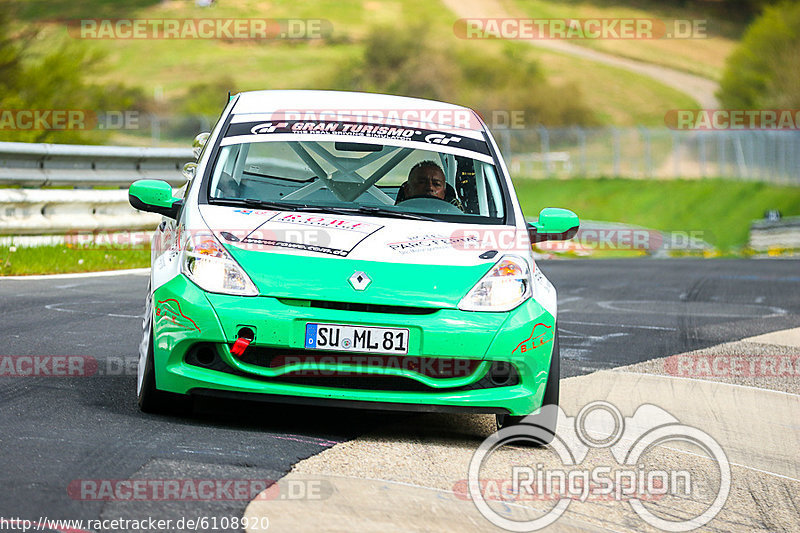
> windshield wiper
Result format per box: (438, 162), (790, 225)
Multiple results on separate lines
(208, 198), (308, 211)
(343, 206), (437, 221)
(294, 205), (437, 221)
(210, 198), (437, 221)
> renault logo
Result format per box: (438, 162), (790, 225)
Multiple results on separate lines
(349, 271), (371, 291)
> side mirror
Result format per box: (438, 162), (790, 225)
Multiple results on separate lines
(182, 162), (197, 181)
(192, 132), (210, 160)
(528, 208), (579, 243)
(129, 179), (182, 219)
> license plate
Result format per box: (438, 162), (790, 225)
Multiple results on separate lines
(305, 323), (409, 354)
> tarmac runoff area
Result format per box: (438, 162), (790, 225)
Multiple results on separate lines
(244, 328), (800, 532)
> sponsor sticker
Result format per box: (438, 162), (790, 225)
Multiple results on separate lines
(387, 233), (481, 254)
(155, 299), (201, 332)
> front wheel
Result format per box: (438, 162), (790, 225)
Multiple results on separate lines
(137, 285), (189, 414)
(496, 328), (560, 445)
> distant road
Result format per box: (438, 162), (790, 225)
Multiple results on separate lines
(442, 0), (719, 108)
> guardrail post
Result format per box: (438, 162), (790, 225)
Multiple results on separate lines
(537, 126), (552, 177)
(698, 132), (707, 178)
(717, 131), (726, 178)
(574, 126), (587, 178)
(499, 129), (511, 161)
(611, 127), (620, 178)
(639, 126), (652, 178)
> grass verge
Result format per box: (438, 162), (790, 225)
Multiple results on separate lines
(0, 244), (150, 276)
(515, 177), (800, 251)
(22, 0), (702, 130)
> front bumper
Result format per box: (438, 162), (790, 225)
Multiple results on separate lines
(151, 275), (556, 416)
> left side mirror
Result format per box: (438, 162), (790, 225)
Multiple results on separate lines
(129, 179), (182, 219)
(192, 132), (210, 160)
(528, 208), (580, 243)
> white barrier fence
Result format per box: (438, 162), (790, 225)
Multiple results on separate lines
(496, 127), (800, 183)
(0, 141), (190, 236)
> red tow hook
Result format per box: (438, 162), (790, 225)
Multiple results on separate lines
(230, 338), (251, 357)
(230, 328), (255, 357)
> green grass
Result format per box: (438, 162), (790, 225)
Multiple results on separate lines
(0, 244), (150, 276)
(20, 0), (703, 131)
(514, 177), (800, 251)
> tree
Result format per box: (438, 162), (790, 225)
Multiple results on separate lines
(0, 8), (145, 143)
(717, 1), (800, 109)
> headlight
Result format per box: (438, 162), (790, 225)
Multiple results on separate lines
(181, 232), (258, 296)
(458, 255), (532, 312)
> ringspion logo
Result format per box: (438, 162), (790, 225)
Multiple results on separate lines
(468, 401), (730, 531)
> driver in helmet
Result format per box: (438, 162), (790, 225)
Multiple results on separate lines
(396, 160), (463, 210)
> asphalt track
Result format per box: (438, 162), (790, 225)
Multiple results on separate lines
(0, 258), (798, 530)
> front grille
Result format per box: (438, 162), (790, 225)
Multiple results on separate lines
(279, 298), (438, 315)
(269, 374), (437, 392)
(184, 343), (520, 392)
(238, 347), (481, 379)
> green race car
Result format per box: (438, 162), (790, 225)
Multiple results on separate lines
(129, 90), (578, 435)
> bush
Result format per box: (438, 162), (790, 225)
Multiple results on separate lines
(330, 24), (598, 127)
(177, 77), (237, 118)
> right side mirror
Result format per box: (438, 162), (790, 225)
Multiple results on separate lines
(528, 208), (580, 243)
(192, 132), (210, 160)
(129, 179), (182, 219)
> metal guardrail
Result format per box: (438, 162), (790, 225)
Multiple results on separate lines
(0, 141), (191, 187)
(749, 216), (800, 251)
(0, 189), (162, 235)
(0, 141), (191, 235)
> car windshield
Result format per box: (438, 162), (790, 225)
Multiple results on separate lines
(206, 119), (507, 224)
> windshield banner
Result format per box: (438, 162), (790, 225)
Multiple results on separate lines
(223, 119), (492, 158)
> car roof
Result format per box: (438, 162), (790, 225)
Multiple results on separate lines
(229, 90), (486, 132)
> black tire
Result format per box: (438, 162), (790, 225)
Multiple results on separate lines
(137, 288), (190, 414)
(496, 328), (560, 445)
